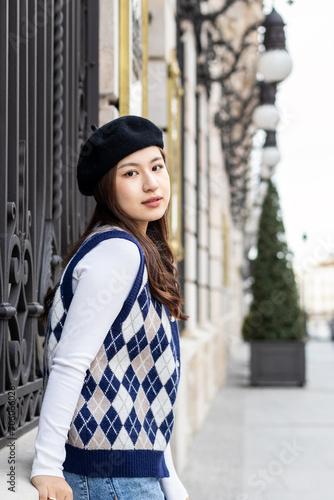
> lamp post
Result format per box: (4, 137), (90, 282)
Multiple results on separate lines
(253, 5), (292, 181)
(243, 2), (294, 284)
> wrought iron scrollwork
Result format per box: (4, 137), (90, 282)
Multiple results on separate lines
(194, 1), (262, 226)
(0, 140), (44, 447)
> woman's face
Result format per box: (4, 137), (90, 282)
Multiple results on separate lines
(114, 146), (170, 233)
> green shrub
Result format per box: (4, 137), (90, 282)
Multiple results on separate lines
(242, 180), (304, 341)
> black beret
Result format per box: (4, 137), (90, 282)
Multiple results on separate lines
(77, 115), (164, 196)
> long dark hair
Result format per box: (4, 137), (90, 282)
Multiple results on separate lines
(41, 149), (188, 323)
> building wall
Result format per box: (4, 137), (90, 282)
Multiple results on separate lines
(303, 260), (334, 318)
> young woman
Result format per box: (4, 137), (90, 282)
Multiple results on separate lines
(31, 116), (190, 500)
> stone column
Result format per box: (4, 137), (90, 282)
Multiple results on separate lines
(99, 0), (119, 124)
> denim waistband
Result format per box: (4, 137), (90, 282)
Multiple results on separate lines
(63, 471), (166, 500)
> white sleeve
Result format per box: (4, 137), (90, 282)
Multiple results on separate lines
(159, 443), (189, 500)
(31, 237), (141, 478)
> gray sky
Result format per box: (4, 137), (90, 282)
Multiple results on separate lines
(263, 0), (334, 270)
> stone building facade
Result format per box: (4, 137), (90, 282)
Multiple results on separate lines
(303, 259), (334, 318)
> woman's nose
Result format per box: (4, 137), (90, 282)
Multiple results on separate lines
(143, 172), (159, 191)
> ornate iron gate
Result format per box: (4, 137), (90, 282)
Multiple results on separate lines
(0, 0), (99, 448)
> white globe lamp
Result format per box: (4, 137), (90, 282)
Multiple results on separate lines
(253, 104), (280, 131)
(262, 131), (280, 169)
(258, 50), (292, 83)
(258, 8), (293, 84)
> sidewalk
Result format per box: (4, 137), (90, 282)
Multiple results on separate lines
(181, 340), (334, 500)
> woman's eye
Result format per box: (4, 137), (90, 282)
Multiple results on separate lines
(125, 170), (137, 177)
(152, 164), (163, 172)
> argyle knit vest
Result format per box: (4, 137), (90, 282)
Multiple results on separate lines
(43, 229), (181, 478)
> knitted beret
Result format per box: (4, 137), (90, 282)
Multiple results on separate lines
(77, 115), (164, 196)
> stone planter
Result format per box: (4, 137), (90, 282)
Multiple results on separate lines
(250, 340), (306, 386)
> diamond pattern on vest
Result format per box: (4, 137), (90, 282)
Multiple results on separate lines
(50, 287), (66, 331)
(44, 231), (180, 455)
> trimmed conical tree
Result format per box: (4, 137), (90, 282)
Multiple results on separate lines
(242, 180), (304, 341)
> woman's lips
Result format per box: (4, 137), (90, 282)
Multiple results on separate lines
(142, 197), (162, 207)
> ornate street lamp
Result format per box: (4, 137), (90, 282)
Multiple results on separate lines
(244, 2), (294, 281)
(257, 8), (293, 83)
(253, 82), (279, 131)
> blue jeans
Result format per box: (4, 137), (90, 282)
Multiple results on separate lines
(64, 471), (166, 500)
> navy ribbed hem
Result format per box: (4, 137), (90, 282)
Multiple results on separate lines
(63, 444), (170, 478)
